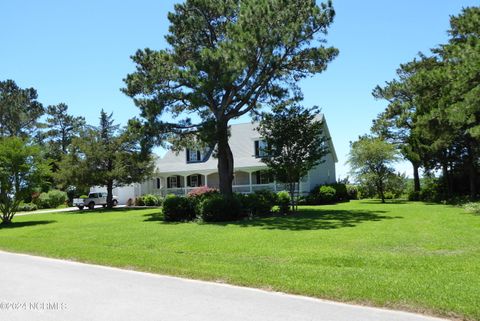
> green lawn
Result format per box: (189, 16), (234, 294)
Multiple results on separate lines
(1, 201), (479, 320)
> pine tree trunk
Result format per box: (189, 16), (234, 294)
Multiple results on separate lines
(217, 123), (234, 197)
(466, 144), (478, 200)
(413, 163), (421, 193)
(442, 162), (452, 198)
(378, 179), (385, 203)
(106, 180), (114, 209)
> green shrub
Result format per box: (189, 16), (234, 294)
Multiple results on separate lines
(408, 190), (420, 201)
(79, 195), (88, 199)
(134, 197), (145, 206)
(35, 193), (50, 209)
(17, 203), (38, 212)
(163, 195), (195, 222)
(48, 190), (68, 208)
(318, 186), (336, 204)
(419, 178), (442, 202)
(329, 183), (348, 201)
(142, 194), (162, 206)
(346, 185), (358, 200)
(383, 191), (396, 199)
(308, 183), (348, 204)
(464, 202), (480, 214)
(276, 191), (291, 214)
(254, 190), (278, 206)
(197, 194), (243, 222)
(34, 190), (67, 209)
(241, 192), (275, 217)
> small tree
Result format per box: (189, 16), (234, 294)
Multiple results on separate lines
(257, 104), (328, 212)
(57, 110), (155, 208)
(0, 137), (50, 224)
(347, 136), (399, 203)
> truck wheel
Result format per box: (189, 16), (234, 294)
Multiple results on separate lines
(88, 202), (95, 210)
(112, 200), (118, 207)
(78, 206), (84, 210)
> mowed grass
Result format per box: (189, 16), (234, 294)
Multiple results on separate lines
(1, 201), (479, 320)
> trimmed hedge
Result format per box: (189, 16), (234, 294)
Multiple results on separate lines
(163, 194), (195, 222)
(240, 191), (276, 217)
(160, 188), (301, 223)
(197, 194), (243, 222)
(318, 186), (337, 204)
(143, 194), (162, 206)
(307, 183), (352, 205)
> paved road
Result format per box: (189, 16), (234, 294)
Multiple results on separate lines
(0, 251), (447, 321)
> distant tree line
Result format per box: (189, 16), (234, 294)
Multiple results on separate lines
(351, 7), (479, 202)
(0, 80), (153, 224)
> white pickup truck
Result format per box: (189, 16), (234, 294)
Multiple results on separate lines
(73, 192), (119, 210)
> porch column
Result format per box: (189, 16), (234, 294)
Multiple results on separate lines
(249, 172), (253, 193)
(204, 174), (208, 187)
(183, 176), (187, 195)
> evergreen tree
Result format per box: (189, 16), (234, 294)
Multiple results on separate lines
(123, 0), (338, 197)
(57, 110), (155, 208)
(0, 79), (44, 138)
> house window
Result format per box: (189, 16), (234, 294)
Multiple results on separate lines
(256, 171), (274, 184)
(190, 175), (198, 187)
(255, 140), (268, 158)
(156, 178), (161, 189)
(169, 176), (177, 188)
(187, 149), (202, 163)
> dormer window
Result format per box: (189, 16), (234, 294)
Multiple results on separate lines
(186, 148), (202, 163)
(254, 140), (268, 158)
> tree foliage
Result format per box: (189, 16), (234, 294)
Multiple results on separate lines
(348, 136), (398, 203)
(57, 110), (155, 208)
(257, 104), (328, 211)
(123, 0), (338, 196)
(44, 103), (86, 155)
(373, 7), (480, 200)
(0, 79), (44, 138)
(0, 137), (51, 224)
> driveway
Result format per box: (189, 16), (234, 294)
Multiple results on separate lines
(16, 205), (126, 216)
(0, 251), (447, 321)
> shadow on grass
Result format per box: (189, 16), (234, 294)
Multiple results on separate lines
(72, 207), (161, 215)
(143, 212), (165, 222)
(358, 199), (408, 205)
(221, 209), (402, 231)
(0, 220), (56, 229)
(143, 208), (402, 231)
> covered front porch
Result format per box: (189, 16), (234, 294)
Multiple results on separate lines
(155, 169), (294, 196)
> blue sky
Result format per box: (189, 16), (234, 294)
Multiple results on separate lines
(1, 1), (477, 179)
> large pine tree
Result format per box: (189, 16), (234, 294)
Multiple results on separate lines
(123, 0), (338, 196)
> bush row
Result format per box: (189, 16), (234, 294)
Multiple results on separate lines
(162, 189), (291, 222)
(17, 203), (38, 212)
(32, 190), (68, 209)
(304, 183), (357, 205)
(129, 194), (163, 207)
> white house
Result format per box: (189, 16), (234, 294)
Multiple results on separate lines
(92, 115), (337, 204)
